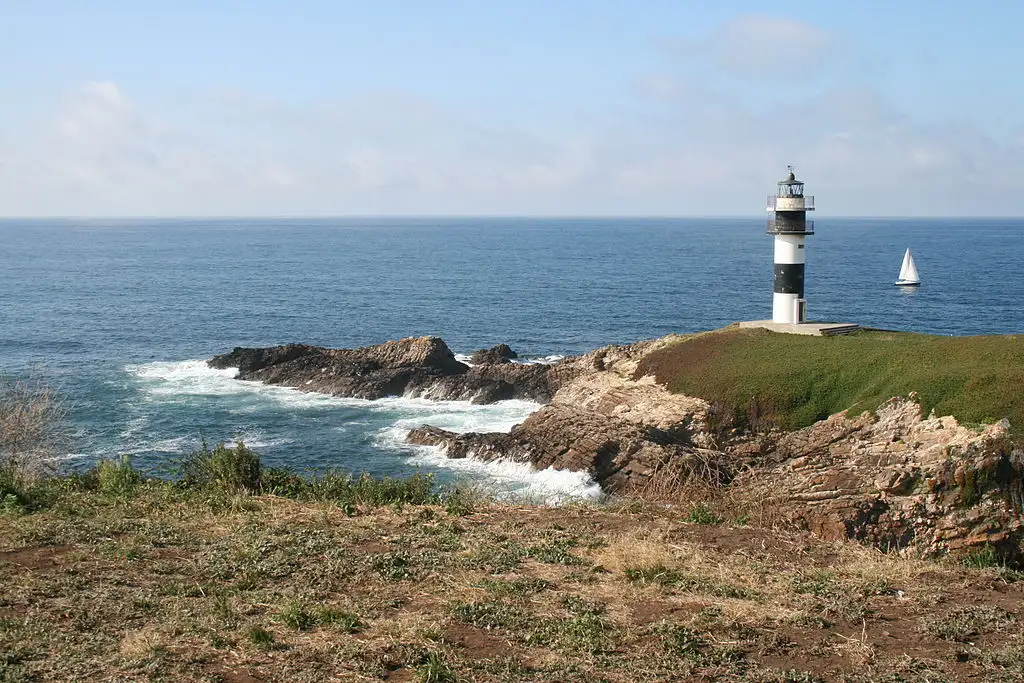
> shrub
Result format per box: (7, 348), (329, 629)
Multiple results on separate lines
(0, 377), (68, 489)
(96, 456), (143, 496)
(181, 441), (261, 494)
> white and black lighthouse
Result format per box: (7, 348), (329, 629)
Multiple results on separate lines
(766, 166), (815, 324)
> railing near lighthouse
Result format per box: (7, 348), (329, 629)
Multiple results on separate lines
(766, 195), (815, 211)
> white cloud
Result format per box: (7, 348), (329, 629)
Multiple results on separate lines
(671, 14), (833, 80)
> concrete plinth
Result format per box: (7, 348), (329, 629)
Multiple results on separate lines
(736, 320), (860, 337)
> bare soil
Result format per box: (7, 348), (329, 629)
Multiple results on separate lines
(2, 492), (1023, 681)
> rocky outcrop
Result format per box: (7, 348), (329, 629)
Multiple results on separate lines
(469, 344), (517, 365)
(208, 337), (558, 404)
(732, 395), (1024, 560)
(407, 336), (721, 491)
(212, 332), (1024, 563)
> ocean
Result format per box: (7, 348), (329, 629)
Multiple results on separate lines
(2, 217), (1021, 500)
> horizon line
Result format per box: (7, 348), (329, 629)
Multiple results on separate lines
(2, 214), (1023, 221)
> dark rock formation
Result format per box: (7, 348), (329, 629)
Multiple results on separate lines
(209, 344), (320, 376)
(469, 344), (518, 365)
(208, 336), (559, 404)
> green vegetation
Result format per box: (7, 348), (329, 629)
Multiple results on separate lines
(95, 455), (144, 496)
(636, 328), (1024, 432)
(181, 440), (262, 493)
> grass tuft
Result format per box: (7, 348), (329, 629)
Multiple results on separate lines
(246, 626), (275, 650)
(416, 651), (458, 683)
(278, 600), (317, 631)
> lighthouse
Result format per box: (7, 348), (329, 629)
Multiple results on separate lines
(766, 166), (815, 324)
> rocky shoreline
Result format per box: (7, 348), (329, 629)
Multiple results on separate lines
(209, 337), (562, 404)
(209, 333), (1024, 562)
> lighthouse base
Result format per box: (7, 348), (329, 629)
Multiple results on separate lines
(772, 293), (807, 324)
(737, 320), (861, 337)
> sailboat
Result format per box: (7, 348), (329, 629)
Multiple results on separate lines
(895, 248), (921, 287)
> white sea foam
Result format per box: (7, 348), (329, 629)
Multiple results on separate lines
(406, 446), (603, 505)
(126, 360), (340, 409)
(452, 351), (565, 367)
(122, 358), (593, 503)
(512, 354), (566, 365)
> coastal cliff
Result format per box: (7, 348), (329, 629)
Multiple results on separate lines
(209, 328), (1024, 561)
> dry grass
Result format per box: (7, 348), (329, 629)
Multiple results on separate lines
(2, 487), (1023, 682)
(0, 376), (68, 484)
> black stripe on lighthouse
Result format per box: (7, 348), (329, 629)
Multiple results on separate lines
(774, 263), (805, 295)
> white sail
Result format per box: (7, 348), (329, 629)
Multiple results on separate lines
(896, 248), (920, 284)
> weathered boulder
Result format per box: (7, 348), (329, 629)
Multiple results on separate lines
(469, 344), (518, 365)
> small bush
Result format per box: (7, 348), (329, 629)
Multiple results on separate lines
(310, 471), (438, 507)
(96, 456), (143, 496)
(259, 466), (309, 497)
(181, 441), (261, 494)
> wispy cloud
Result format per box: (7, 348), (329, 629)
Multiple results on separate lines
(668, 14), (834, 80)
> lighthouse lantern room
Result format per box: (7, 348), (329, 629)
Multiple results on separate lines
(766, 166), (815, 324)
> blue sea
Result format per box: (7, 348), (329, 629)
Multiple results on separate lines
(2, 217), (1022, 500)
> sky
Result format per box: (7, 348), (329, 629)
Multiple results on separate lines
(1, 1), (1023, 217)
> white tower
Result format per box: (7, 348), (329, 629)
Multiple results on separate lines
(766, 166), (815, 323)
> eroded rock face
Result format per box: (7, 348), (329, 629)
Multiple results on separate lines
(208, 337), (558, 404)
(406, 337), (719, 491)
(733, 396), (1024, 560)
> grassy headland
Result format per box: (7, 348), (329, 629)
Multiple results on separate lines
(635, 328), (1024, 433)
(2, 450), (1024, 682)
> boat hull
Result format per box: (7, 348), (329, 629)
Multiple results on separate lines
(895, 280), (921, 287)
